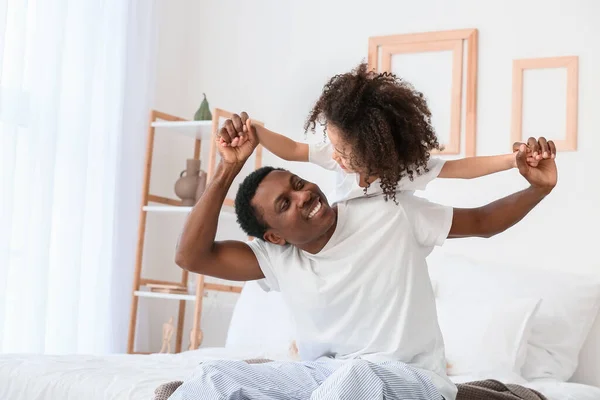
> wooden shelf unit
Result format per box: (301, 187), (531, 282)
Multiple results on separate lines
(127, 108), (263, 354)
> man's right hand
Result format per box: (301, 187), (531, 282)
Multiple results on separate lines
(217, 112), (258, 165)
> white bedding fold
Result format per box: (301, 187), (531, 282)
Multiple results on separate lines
(0, 348), (285, 400)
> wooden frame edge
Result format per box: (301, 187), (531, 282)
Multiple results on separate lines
(511, 56), (578, 152)
(127, 109), (156, 354)
(369, 28), (476, 47)
(464, 29), (478, 158)
(379, 40), (463, 154)
(368, 29), (478, 156)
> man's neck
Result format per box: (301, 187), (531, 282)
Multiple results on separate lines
(297, 206), (339, 254)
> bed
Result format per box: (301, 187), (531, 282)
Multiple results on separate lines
(1, 251), (599, 400)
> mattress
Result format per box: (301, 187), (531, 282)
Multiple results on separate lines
(1, 349), (599, 400)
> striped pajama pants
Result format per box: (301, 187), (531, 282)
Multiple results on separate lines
(168, 358), (443, 400)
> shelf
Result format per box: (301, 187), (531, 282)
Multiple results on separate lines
(128, 109), (258, 355)
(143, 205), (193, 213)
(143, 204), (236, 216)
(133, 283), (242, 301)
(134, 290), (197, 301)
(151, 120), (213, 140)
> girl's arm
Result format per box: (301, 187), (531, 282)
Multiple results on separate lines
(254, 125), (308, 162)
(439, 153), (516, 179)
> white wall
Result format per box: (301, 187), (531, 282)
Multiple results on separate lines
(144, 0), (600, 352)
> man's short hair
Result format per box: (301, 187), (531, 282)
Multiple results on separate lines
(235, 166), (286, 238)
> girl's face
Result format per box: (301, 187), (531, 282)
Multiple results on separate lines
(327, 123), (360, 174)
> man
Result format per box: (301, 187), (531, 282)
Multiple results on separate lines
(174, 113), (557, 400)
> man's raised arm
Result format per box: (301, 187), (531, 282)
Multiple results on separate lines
(449, 139), (557, 239)
(175, 113), (264, 281)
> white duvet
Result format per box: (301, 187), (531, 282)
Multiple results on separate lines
(1, 349), (599, 400)
(0, 347), (275, 400)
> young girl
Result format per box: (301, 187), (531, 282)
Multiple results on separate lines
(226, 63), (539, 204)
(250, 123), (516, 205)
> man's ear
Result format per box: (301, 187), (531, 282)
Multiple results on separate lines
(264, 230), (286, 246)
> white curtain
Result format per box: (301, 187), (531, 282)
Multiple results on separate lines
(0, 0), (157, 354)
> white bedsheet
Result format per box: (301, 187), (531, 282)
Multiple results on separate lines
(450, 374), (600, 400)
(525, 380), (600, 400)
(2, 349), (599, 400)
(0, 347), (276, 400)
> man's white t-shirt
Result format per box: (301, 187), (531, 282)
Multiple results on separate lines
(308, 142), (446, 205)
(246, 192), (457, 400)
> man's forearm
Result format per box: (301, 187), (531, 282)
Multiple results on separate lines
(175, 161), (242, 269)
(477, 186), (549, 237)
(450, 185), (550, 239)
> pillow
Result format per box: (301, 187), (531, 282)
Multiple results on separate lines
(427, 250), (600, 382)
(436, 297), (540, 377)
(571, 311), (600, 387)
(225, 280), (296, 360)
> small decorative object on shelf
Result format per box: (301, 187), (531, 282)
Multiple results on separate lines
(174, 159), (207, 206)
(188, 329), (204, 351)
(150, 286), (189, 295)
(289, 340), (300, 360)
(159, 317), (175, 353)
(146, 283), (186, 291)
(193, 93), (212, 121)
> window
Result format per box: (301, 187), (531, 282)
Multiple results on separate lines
(1, 0), (37, 271)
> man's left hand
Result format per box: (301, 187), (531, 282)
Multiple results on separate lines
(512, 136), (557, 168)
(515, 137), (557, 193)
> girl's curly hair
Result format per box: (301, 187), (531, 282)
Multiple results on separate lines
(304, 62), (442, 202)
